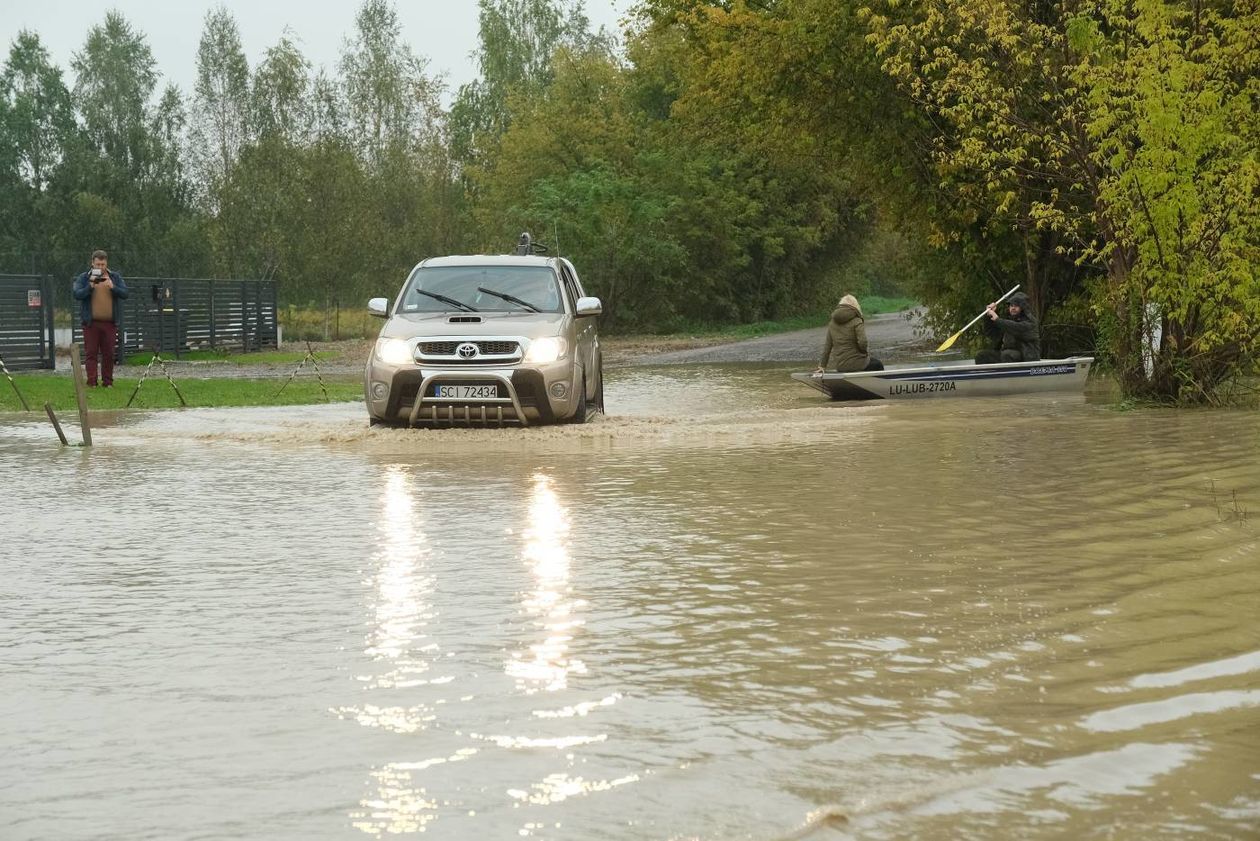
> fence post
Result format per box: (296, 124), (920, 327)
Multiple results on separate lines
(42, 275), (55, 370)
(171, 278), (181, 359)
(209, 279), (217, 351)
(240, 280), (251, 353)
(69, 343), (92, 446)
(44, 402), (68, 446)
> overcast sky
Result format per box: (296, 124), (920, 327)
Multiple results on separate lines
(1, 0), (634, 104)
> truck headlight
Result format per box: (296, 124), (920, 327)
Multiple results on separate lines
(375, 338), (413, 365)
(525, 336), (566, 363)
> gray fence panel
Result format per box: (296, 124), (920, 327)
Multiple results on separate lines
(70, 277), (278, 358)
(0, 275), (55, 370)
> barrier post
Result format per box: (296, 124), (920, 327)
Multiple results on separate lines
(69, 342), (92, 446)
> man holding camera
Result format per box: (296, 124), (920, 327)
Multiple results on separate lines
(72, 249), (129, 387)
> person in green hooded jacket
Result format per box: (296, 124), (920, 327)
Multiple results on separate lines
(814, 294), (884, 373)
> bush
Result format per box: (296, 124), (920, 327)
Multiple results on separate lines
(280, 304), (378, 341)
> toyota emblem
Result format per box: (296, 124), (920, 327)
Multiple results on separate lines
(456, 342), (478, 359)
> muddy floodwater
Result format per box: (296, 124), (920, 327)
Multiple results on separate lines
(2, 363), (1258, 840)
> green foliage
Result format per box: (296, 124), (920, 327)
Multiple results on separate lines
(2, 0), (1255, 405)
(1077, 0), (1260, 403)
(280, 304), (380, 341)
(340, 0), (443, 159)
(71, 12), (161, 178)
(189, 7), (251, 197)
(251, 36), (311, 141)
(0, 31), (75, 191)
(861, 0), (1259, 402)
(473, 21), (868, 330)
(450, 0), (610, 170)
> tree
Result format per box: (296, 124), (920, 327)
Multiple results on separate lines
(451, 0), (611, 170)
(71, 11), (159, 178)
(633, 1), (1037, 338)
(340, 0), (442, 161)
(310, 69), (347, 143)
(0, 31), (75, 191)
(1076, 0), (1260, 401)
(55, 12), (202, 278)
(865, 0), (1260, 401)
(251, 32), (312, 142)
(189, 6), (251, 196)
(0, 31), (77, 269)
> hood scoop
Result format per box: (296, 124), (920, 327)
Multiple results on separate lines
(447, 315), (482, 323)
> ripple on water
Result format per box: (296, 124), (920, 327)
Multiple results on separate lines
(1, 366), (1258, 840)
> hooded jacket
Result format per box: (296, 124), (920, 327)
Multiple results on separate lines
(819, 302), (871, 372)
(989, 291), (1040, 361)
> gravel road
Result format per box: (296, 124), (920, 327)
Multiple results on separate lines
(621, 308), (931, 366)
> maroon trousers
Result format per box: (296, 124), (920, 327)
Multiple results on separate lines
(83, 321), (118, 386)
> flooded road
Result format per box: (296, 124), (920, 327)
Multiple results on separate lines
(2, 364), (1258, 840)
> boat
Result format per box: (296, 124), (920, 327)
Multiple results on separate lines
(791, 357), (1094, 401)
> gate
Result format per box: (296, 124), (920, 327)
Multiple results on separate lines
(0, 275), (55, 370)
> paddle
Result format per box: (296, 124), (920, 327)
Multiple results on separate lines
(934, 284), (1021, 352)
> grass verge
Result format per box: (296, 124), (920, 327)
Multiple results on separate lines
(0, 374), (362, 412)
(124, 349), (329, 366)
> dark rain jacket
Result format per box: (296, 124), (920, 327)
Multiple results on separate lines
(987, 292), (1040, 362)
(72, 269), (129, 326)
(819, 304), (871, 372)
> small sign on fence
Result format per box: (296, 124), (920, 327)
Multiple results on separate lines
(27, 289), (41, 307)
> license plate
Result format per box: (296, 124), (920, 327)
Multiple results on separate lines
(433, 384), (499, 399)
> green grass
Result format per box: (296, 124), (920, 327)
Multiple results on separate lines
(0, 373), (362, 412)
(124, 349), (330, 366)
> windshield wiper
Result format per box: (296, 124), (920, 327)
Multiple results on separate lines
(413, 289), (477, 312)
(477, 286), (540, 312)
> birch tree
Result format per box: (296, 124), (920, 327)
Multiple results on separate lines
(189, 6), (251, 196)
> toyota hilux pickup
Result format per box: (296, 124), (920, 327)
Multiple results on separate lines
(364, 236), (603, 426)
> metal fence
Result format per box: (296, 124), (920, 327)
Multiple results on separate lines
(0, 275), (55, 370)
(71, 277), (278, 358)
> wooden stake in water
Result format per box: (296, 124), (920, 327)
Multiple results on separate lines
(44, 402), (68, 446)
(69, 343), (92, 446)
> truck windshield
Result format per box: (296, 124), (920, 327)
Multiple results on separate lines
(401, 266), (563, 314)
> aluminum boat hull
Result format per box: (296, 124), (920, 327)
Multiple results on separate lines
(792, 357), (1094, 401)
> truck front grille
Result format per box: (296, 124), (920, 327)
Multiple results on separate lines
(418, 340), (520, 355)
(416, 339), (522, 363)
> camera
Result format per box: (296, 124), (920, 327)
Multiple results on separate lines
(90, 269), (104, 284)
